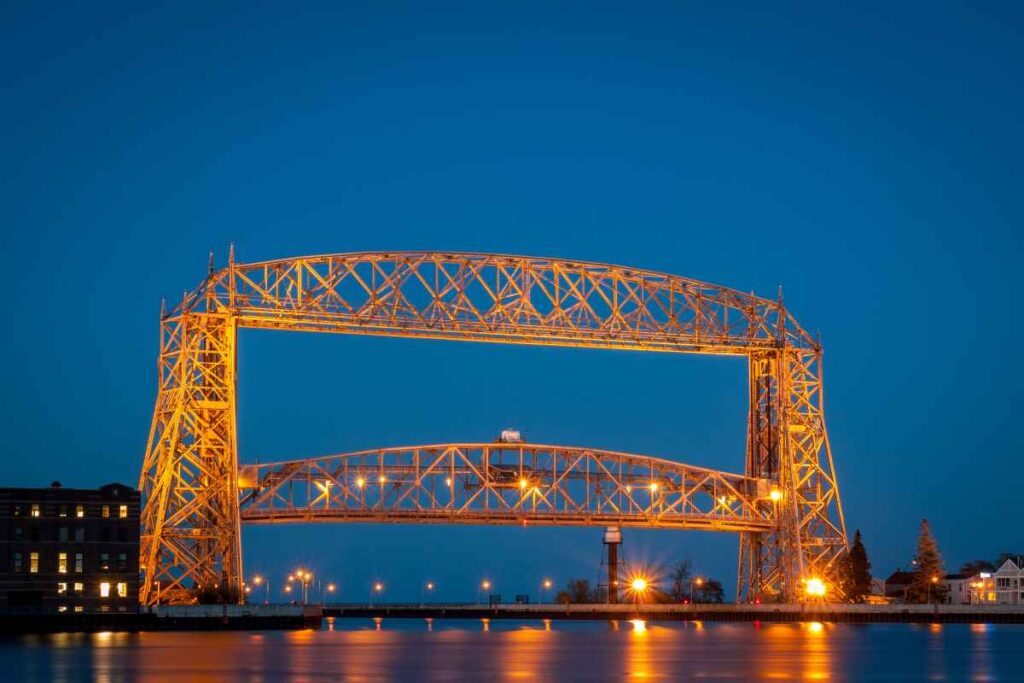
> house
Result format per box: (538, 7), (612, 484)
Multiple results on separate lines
(944, 574), (971, 604)
(971, 558), (1024, 605)
(884, 570), (914, 601)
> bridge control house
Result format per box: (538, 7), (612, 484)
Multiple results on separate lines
(0, 482), (140, 613)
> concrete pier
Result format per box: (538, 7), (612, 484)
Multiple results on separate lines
(322, 602), (1024, 624)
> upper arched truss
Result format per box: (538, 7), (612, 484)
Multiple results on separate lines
(172, 251), (816, 355)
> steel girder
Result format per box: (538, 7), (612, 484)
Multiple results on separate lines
(140, 250), (847, 604)
(238, 443), (776, 533)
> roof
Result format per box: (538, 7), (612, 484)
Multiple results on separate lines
(885, 570), (914, 584)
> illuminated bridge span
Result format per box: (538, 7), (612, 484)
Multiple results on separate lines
(238, 443), (776, 532)
(140, 250), (847, 605)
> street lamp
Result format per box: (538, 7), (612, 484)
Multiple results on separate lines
(805, 577), (827, 600)
(929, 575), (939, 604)
(691, 577), (704, 604)
(372, 581), (384, 604)
(630, 577), (649, 606)
(542, 578), (553, 603)
(251, 575), (270, 604)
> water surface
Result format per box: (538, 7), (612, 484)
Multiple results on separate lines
(3, 618), (1022, 681)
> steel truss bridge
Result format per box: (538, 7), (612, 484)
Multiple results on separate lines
(139, 250), (847, 605)
(238, 443), (776, 532)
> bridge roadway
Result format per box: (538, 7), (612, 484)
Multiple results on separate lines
(238, 442), (776, 532)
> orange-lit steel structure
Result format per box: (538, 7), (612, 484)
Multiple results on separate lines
(238, 443), (775, 532)
(139, 250), (846, 604)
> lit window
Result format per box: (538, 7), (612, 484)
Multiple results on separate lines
(74, 553), (83, 573)
(100, 605), (110, 613)
(31, 504), (40, 518)
(59, 505), (68, 518)
(57, 582), (67, 595)
(74, 582), (83, 595)
(29, 552), (39, 573)
(100, 553), (110, 570)
(58, 552), (67, 574)
(74, 606), (83, 613)
(58, 606), (68, 613)
(75, 505), (84, 518)
(119, 505), (128, 519)
(116, 582), (128, 598)
(102, 505), (110, 518)
(117, 553), (127, 570)
(99, 582), (111, 598)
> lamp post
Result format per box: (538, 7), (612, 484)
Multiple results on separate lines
(372, 581), (384, 605)
(252, 575), (270, 604)
(480, 579), (492, 605)
(690, 577), (703, 604)
(929, 575), (939, 604)
(631, 577), (648, 606)
(542, 578), (553, 603)
(326, 583), (336, 604)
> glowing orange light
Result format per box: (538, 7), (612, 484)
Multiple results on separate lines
(631, 578), (648, 592)
(769, 488), (783, 502)
(355, 477), (365, 489)
(519, 478), (528, 489)
(378, 475), (387, 484)
(481, 580), (492, 590)
(374, 582), (384, 592)
(805, 578), (826, 597)
(327, 583), (336, 592)
(542, 579), (553, 589)
(649, 482), (658, 492)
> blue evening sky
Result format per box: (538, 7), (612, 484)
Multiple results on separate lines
(2, 2), (1021, 600)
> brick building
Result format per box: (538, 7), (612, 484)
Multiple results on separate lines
(0, 482), (139, 613)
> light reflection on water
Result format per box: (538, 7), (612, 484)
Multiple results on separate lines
(2, 619), (1020, 682)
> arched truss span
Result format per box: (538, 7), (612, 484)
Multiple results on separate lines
(139, 250), (847, 605)
(238, 443), (776, 532)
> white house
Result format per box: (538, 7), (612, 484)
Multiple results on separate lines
(970, 558), (1024, 605)
(944, 574), (972, 605)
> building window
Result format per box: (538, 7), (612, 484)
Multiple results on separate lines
(75, 505), (84, 518)
(117, 553), (127, 571)
(30, 526), (40, 541)
(116, 582), (128, 598)
(74, 606), (83, 613)
(12, 504), (22, 516)
(13, 553), (22, 572)
(29, 552), (39, 573)
(58, 552), (68, 574)
(59, 504), (68, 518)
(117, 527), (128, 542)
(100, 605), (110, 613)
(100, 582), (111, 598)
(13, 527), (23, 541)
(102, 505), (110, 518)
(100, 528), (110, 542)
(119, 504), (128, 519)
(100, 553), (110, 570)
(74, 582), (83, 595)
(74, 527), (85, 542)
(31, 504), (40, 518)
(74, 553), (83, 573)
(58, 605), (68, 613)
(59, 527), (68, 542)
(58, 582), (67, 595)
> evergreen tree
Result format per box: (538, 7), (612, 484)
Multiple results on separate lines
(907, 519), (948, 604)
(841, 529), (873, 603)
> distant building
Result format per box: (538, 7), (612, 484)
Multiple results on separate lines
(944, 574), (971, 604)
(971, 559), (1024, 605)
(0, 482), (140, 613)
(884, 570), (914, 601)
